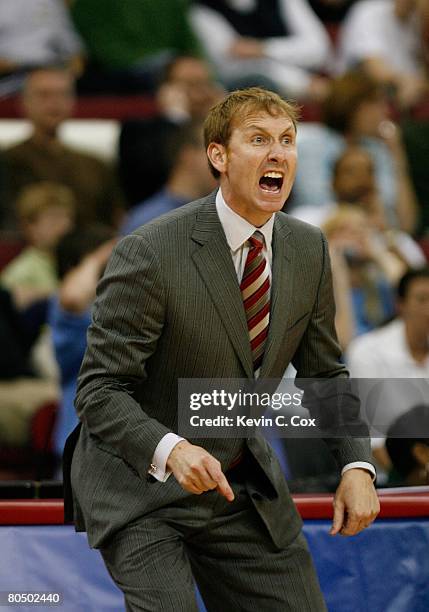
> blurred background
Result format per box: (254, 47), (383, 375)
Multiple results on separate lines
(0, 0), (429, 499)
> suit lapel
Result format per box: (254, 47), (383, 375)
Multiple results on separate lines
(191, 198), (254, 378)
(259, 215), (296, 378)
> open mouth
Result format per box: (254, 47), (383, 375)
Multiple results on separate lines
(259, 171), (284, 194)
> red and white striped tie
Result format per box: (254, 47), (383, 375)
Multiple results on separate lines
(240, 231), (270, 376)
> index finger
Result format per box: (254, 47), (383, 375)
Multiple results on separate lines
(207, 464), (234, 502)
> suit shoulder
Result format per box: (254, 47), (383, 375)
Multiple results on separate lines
(131, 194), (213, 239)
(278, 211), (324, 241)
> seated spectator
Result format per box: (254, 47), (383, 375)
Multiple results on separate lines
(70, 0), (202, 94)
(293, 145), (425, 270)
(386, 404), (429, 486)
(0, 286), (58, 448)
(0, 182), (75, 309)
(191, 0), (331, 98)
(323, 206), (396, 336)
(119, 56), (224, 206)
(49, 224), (116, 464)
(3, 67), (125, 231)
(291, 70), (418, 231)
(0, 0), (84, 94)
(121, 122), (217, 234)
(155, 56), (225, 123)
(347, 267), (429, 471)
(337, 0), (429, 109)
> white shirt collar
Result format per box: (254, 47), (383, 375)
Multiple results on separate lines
(215, 188), (275, 253)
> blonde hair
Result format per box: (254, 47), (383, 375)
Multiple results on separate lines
(322, 205), (367, 239)
(17, 182), (76, 223)
(204, 87), (300, 178)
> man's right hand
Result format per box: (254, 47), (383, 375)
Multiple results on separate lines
(166, 441), (234, 502)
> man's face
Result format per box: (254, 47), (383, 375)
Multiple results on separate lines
(25, 206), (75, 250)
(23, 70), (75, 136)
(399, 277), (429, 332)
(208, 112), (297, 226)
(333, 149), (376, 204)
(169, 58), (221, 119)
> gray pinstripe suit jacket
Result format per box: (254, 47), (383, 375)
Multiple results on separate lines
(69, 191), (371, 549)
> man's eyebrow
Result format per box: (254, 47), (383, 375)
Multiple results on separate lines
(243, 124), (295, 134)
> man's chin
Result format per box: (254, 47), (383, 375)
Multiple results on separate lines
(256, 190), (286, 210)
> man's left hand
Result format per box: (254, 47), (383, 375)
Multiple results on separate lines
(330, 468), (380, 536)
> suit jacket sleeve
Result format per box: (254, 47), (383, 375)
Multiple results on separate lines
(74, 233), (172, 477)
(292, 231), (372, 469)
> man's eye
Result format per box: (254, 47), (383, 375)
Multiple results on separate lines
(252, 136), (265, 144)
(282, 137), (292, 145)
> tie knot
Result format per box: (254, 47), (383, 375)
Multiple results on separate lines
(248, 231), (264, 250)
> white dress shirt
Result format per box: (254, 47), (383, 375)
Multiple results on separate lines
(149, 189), (375, 481)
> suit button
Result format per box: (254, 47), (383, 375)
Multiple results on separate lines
(251, 492), (263, 501)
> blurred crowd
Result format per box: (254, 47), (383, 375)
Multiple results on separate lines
(0, 0), (428, 490)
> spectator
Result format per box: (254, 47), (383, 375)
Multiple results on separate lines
(323, 206), (396, 336)
(155, 56), (225, 122)
(191, 0), (332, 98)
(119, 56), (224, 206)
(0, 286), (59, 448)
(3, 67), (125, 232)
(292, 145), (425, 271)
(291, 70), (418, 231)
(0, 182), (75, 309)
(70, 0), (202, 94)
(337, 0), (429, 109)
(121, 122), (217, 234)
(386, 404), (429, 486)
(0, 0), (84, 94)
(347, 267), (429, 470)
(49, 224), (116, 464)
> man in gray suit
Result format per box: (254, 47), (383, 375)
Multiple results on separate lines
(68, 88), (379, 611)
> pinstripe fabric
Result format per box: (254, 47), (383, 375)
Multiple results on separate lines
(68, 190), (372, 588)
(100, 476), (326, 611)
(240, 230), (270, 375)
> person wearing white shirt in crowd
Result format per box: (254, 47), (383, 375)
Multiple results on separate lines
(0, 0), (84, 82)
(346, 267), (429, 472)
(190, 0), (332, 98)
(337, 0), (429, 108)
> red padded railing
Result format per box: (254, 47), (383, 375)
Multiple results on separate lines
(1, 95), (428, 122)
(0, 95), (157, 120)
(0, 493), (428, 525)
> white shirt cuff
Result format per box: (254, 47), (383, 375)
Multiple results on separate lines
(341, 461), (376, 481)
(148, 433), (185, 482)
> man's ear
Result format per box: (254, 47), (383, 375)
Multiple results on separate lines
(207, 142), (227, 174)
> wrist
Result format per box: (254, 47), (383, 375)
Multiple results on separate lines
(342, 467), (374, 480)
(166, 439), (190, 470)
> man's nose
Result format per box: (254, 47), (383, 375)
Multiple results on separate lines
(267, 143), (286, 162)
